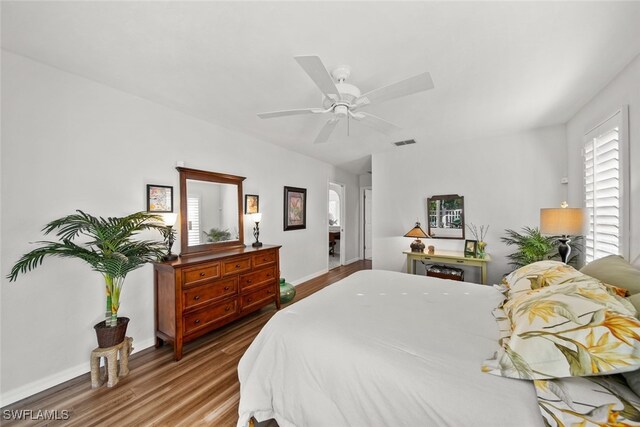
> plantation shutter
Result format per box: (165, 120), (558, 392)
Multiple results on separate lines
(583, 109), (628, 263)
(187, 196), (201, 246)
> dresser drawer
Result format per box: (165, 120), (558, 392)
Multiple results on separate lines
(252, 250), (277, 267)
(182, 262), (220, 287)
(239, 266), (276, 291)
(183, 299), (237, 335)
(182, 277), (238, 311)
(222, 256), (251, 276)
(240, 285), (276, 312)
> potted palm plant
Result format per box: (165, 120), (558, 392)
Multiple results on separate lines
(7, 210), (167, 347)
(501, 226), (584, 270)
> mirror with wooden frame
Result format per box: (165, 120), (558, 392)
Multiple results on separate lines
(426, 194), (465, 239)
(177, 167), (245, 256)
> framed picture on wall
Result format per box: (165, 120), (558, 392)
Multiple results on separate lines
(464, 239), (478, 258)
(284, 186), (307, 231)
(147, 184), (173, 213)
(245, 194), (259, 214)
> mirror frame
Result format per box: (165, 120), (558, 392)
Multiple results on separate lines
(177, 167), (245, 257)
(426, 194), (465, 240)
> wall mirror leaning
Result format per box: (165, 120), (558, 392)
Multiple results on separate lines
(177, 167), (245, 256)
(426, 194), (465, 239)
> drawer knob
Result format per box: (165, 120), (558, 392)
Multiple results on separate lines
(263, 257), (269, 261)
(266, 273), (271, 277)
(225, 306), (231, 312)
(194, 295), (200, 300)
(200, 272), (206, 277)
(235, 264), (241, 268)
(247, 279), (252, 284)
(267, 290), (272, 294)
(194, 319), (200, 324)
(248, 297), (253, 302)
(224, 286), (230, 291)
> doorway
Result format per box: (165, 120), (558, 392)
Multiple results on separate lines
(363, 187), (372, 260)
(328, 182), (345, 270)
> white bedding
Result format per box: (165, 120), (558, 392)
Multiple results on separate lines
(237, 270), (544, 427)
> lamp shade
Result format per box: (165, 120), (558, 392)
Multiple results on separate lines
(540, 207), (585, 235)
(161, 212), (178, 227)
(250, 212), (262, 223)
(404, 222), (429, 239)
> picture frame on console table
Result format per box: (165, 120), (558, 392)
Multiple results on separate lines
(464, 239), (478, 258)
(284, 186), (306, 231)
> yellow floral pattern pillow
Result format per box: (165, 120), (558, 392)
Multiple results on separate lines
(483, 277), (640, 380)
(503, 260), (584, 297)
(535, 376), (640, 426)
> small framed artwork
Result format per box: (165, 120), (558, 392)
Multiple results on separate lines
(464, 239), (478, 258)
(284, 186), (307, 231)
(245, 194), (259, 214)
(147, 184), (173, 213)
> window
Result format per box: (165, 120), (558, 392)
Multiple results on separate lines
(583, 107), (629, 263)
(187, 195), (201, 246)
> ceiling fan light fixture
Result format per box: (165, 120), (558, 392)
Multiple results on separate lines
(334, 104), (349, 118)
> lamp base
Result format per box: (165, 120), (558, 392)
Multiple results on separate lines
(163, 253), (178, 261)
(558, 237), (571, 264)
(252, 241), (263, 248)
(410, 239), (425, 253)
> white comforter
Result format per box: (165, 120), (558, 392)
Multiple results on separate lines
(237, 270), (543, 427)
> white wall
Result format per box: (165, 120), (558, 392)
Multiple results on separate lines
(372, 126), (567, 284)
(0, 51), (359, 405)
(566, 53), (640, 265)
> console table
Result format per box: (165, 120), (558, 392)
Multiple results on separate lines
(403, 250), (491, 284)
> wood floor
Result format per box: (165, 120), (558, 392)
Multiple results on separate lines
(2, 260), (372, 427)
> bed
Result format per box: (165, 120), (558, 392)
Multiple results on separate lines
(238, 262), (640, 427)
(237, 270), (544, 426)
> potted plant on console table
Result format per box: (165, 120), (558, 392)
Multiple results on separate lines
(7, 210), (166, 347)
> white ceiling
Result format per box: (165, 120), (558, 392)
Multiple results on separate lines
(3, 1), (640, 174)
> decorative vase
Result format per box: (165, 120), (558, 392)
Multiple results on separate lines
(94, 317), (129, 348)
(477, 241), (487, 259)
(279, 278), (296, 304)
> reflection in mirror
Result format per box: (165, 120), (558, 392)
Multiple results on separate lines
(177, 167), (245, 257)
(427, 194), (465, 239)
(186, 180), (239, 246)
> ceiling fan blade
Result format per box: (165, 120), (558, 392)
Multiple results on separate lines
(354, 72), (434, 108)
(294, 55), (340, 101)
(257, 108), (325, 119)
(350, 112), (401, 135)
(314, 117), (340, 144)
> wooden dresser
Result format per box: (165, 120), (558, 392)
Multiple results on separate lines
(154, 245), (281, 360)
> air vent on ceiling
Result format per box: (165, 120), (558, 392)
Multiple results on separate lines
(392, 139), (417, 147)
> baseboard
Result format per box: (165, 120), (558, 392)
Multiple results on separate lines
(290, 269), (328, 286)
(0, 338), (155, 407)
(344, 257), (361, 265)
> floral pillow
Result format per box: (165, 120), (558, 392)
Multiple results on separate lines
(502, 260), (584, 297)
(535, 375), (640, 426)
(483, 277), (640, 380)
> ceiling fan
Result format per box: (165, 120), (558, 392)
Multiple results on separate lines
(257, 56), (434, 144)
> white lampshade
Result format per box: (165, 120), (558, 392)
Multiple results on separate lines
(540, 206), (585, 235)
(161, 212), (178, 227)
(250, 212), (262, 223)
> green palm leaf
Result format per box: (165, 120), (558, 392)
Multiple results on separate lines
(8, 210), (167, 326)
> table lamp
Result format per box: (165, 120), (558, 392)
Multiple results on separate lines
(540, 202), (585, 263)
(161, 213), (179, 261)
(250, 212), (263, 248)
(404, 222), (429, 253)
